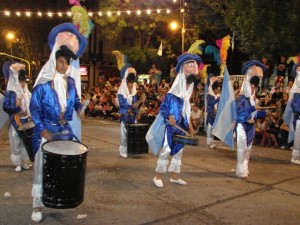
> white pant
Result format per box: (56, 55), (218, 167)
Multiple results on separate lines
(155, 131), (183, 174)
(292, 120), (300, 158)
(236, 123), (252, 177)
(32, 138), (46, 208)
(9, 125), (29, 166)
(206, 123), (214, 145)
(119, 122), (127, 155)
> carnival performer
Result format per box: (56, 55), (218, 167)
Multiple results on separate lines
(206, 74), (221, 148)
(117, 63), (146, 158)
(283, 64), (300, 165)
(3, 63), (31, 172)
(30, 45), (83, 222)
(235, 60), (267, 179)
(151, 53), (201, 188)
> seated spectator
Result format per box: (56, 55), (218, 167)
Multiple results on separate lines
(190, 104), (202, 134)
(284, 80), (294, 95)
(280, 122), (292, 149)
(233, 80), (241, 96)
(255, 118), (270, 146)
(271, 86), (283, 102)
(266, 112), (283, 147)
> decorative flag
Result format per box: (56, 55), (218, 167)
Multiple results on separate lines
(157, 41), (163, 56)
(212, 67), (236, 150)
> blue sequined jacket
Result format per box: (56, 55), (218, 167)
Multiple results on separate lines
(3, 91), (23, 130)
(206, 94), (219, 125)
(30, 77), (82, 152)
(160, 93), (188, 155)
(117, 94), (138, 124)
(290, 93), (300, 129)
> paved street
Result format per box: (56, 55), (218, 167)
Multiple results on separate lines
(0, 118), (300, 225)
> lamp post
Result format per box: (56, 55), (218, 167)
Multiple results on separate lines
(170, 21), (185, 53)
(6, 32), (15, 55)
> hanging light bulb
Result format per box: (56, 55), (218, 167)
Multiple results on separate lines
(107, 11), (112, 16)
(25, 11), (31, 17)
(98, 11), (102, 16)
(147, 9), (151, 15)
(5, 11), (10, 16)
(16, 12), (21, 16)
(137, 10), (141, 15)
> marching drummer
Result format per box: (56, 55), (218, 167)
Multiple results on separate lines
(206, 74), (221, 149)
(29, 44), (83, 222)
(116, 62), (146, 158)
(152, 53), (202, 188)
(3, 62), (31, 172)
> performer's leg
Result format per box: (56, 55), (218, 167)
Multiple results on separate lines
(245, 143), (253, 176)
(207, 123), (215, 148)
(168, 149), (187, 185)
(119, 122), (128, 158)
(9, 126), (29, 171)
(291, 121), (300, 164)
(31, 139), (45, 222)
(236, 123), (249, 178)
(153, 132), (170, 187)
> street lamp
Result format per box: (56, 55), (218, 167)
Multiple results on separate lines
(169, 21), (185, 53)
(6, 32), (15, 55)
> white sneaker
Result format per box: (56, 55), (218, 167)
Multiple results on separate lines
(210, 144), (216, 149)
(170, 178), (187, 185)
(291, 158), (300, 165)
(31, 211), (42, 223)
(15, 166), (22, 172)
(120, 152), (128, 158)
(153, 177), (163, 188)
(22, 163), (30, 170)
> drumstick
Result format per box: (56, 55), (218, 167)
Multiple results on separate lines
(174, 124), (191, 137)
(52, 130), (70, 136)
(166, 119), (191, 136)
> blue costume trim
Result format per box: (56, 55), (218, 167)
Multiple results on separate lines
(291, 93), (300, 129)
(160, 93), (188, 155)
(3, 91), (24, 130)
(30, 77), (82, 155)
(117, 94), (138, 124)
(206, 94), (219, 125)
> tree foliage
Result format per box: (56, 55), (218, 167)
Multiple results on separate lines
(204, 0), (300, 60)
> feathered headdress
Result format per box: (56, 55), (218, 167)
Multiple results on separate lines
(199, 62), (211, 81)
(287, 55), (300, 65)
(216, 35), (231, 77)
(187, 40), (205, 55)
(112, 50), (132, 79)
(204, 46), (221, 66)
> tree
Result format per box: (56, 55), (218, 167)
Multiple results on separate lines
(204, 0), (300, 61)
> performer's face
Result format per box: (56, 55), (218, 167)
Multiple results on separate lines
(248, 65), (263, 77)
(127, 82), (134, 92)
(56, 32), (79, 54)
(183, 60), (198, 77)
(56, 56), (69, 74)
(19, 80), (26, 89)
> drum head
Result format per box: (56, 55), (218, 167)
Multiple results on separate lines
(18, 121), (35, 130)
(43, 141), (88, 155)
(173, 134), (199, 146)
(127, 123), (148, 127)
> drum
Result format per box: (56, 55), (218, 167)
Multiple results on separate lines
(173, 134), (199, 146)
(127, 124), (149, 154)
(18, 121), (35, 162)
(42, 141), (88, 209)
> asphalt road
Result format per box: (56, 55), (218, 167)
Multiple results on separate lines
(0, 118), (299, 225)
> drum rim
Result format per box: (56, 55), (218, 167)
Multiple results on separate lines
(126, 123), (149, 126)
(42, 140), (88, 155)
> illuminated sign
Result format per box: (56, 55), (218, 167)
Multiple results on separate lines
(80, 66), (88, 76)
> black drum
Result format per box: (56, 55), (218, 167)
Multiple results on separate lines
(127, 124), (149, 154)
(173, 134), (199, 146)
(18, 121), (35, 162)
(42, 141), (88, 209)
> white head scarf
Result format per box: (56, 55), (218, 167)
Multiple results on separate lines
(117, 69), (137, 105)
(34, 43), (81, 113)
(168, 66), (194, 121)
(7, 65), (31, 117)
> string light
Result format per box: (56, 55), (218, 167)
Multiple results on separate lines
(1, 8), (176, 18)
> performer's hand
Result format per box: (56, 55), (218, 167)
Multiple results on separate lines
(247, 118), (255, 124)
(168, 115), (176, 126)
(189, 126), (195, 137)
(41, 129), (52, 141)
(255, 105), (262, 110)
(77, 110), (85, 120)
(16, 98), (22, 107)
